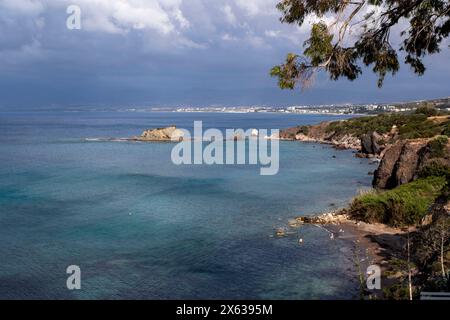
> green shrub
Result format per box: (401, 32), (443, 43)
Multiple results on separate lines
(325, 113), (450, 140)
(427, 135), (449, 158)
(326, 113), (437, 138)
(398, 118), (441, 139)
(419, 161), (450, 179)
(420, 161), (450, 201)
(415, 105), (439, 117)
(441, 122), (450, 136)
(349, 177), (447, 227)
(296, 125), (309, 135)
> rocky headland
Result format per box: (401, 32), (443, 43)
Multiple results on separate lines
(126, 126), (261, 142)
(281, 109), (450, 298)
(280, 114), (450, 188)
(280, 121), (363, 151)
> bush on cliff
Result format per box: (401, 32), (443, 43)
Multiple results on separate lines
(419, 161), (450, 180)
(427, 135), (449, 158)
(296, 125), (309, 135)
(326, 114), (417, 137)
(398, 118), (442, 139)
(349, 176), (447, 227)
(415, 105), (439, 117)
(326, 113), (448, 140)
(442, 123), (450, 137)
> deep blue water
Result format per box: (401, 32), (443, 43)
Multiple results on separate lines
(0, 111), (373, 299)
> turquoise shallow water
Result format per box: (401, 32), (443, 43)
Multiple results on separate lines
(0, 111), (373, 299)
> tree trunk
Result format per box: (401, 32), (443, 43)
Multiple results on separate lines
(407, 231), (413, 301)
(441, 234), (447, 280)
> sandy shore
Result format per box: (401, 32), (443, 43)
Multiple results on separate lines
(282, 212), (407, 298)
(333, 216), (410, 298)
(338, 218), (408, 299)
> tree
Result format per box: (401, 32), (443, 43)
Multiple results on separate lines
(406, 227), (413, 300)
(414, 104), (439, 117)
(271, 0), (450, 89)
(419, 213), (450, 280)
(438, 218), (450, 280)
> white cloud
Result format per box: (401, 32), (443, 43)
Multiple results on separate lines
(70, 0), (177, 34)
(0, 0), (295, 59)
(0, 0), (44, 16)
(222, 33), (238, 41)
(0, 0), (188, 34)
(248, 35), (266, 48)
(264, 30), (279, 38)
(234, 0), (277, 16)
(222, 5), (237, 27)
(175, 36), (207, 49)
(172, 8), (190, 29)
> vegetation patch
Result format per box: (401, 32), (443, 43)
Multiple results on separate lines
(415, 105), (440, 117)
(428, 135), (449, 158)
(349, 177), (447, 227)
(296, 125), (309, 135)
(419, 161), (450, 180)
(326, 111), (450, 140)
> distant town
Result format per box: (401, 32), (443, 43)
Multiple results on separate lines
(38, 97), (450, 115)
(147, 97), (450, 115)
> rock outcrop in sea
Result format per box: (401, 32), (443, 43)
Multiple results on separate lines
(130, 126), (185, 142)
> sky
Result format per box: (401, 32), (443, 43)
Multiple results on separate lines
(0, 0), (449, 109)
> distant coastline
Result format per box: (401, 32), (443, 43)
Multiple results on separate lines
(131, 96), (450, 115)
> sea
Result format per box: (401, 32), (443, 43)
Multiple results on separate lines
(0, 110), (374, 299)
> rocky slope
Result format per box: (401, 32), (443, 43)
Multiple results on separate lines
(281, 121), (450, 189)
(281, 112), (450, 297)
(373, 138), (450, 189)
(280, 121), (386, 155)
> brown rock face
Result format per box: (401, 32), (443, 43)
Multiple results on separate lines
(373, 139), (450, 189)
(279, 127), (302, 140)
(280, 121), (361, 150)
(139, 126), (184, 141)
(373, 141), (406, 189)
(361, 132), (384, 155)
(394, 140), (426, 186)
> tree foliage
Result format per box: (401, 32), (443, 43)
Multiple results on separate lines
(271, 0), (450, 89)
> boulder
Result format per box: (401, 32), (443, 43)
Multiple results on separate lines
(394, 140), (425, 185)
(361, 131), (383, 155)
(373, 138), (450, 189)
(373, 141), (406, 189)
(139, 126), (185, 141)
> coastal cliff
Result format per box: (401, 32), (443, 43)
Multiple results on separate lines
(373, 137), (450, 189)
(281, 112), (450, 189)
(280, 121), (363, 151)
(280, 121), (387, 154)
(284, 109), (450, 298)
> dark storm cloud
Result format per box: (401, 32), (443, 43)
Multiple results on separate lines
(0, 0), (448, 109)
